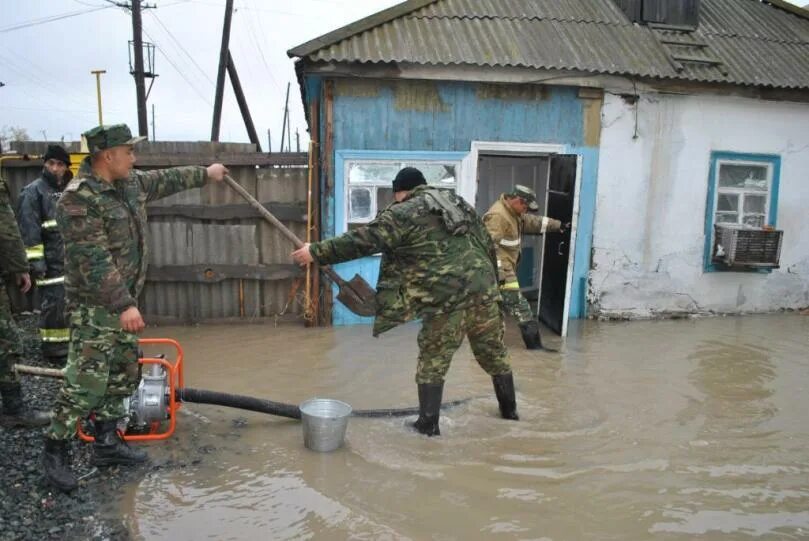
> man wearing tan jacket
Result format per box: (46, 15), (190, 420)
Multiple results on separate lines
(483, 185), (567, 350)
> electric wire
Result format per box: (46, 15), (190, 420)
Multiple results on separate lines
(241, 0), (283, 94)
(140, 26), (214, 106)
(0, 5), (114, 33)
(0, 52), (101, 111)
(147, 10), (215, 86)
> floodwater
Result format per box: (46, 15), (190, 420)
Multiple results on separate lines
(118, 314), (809, 540)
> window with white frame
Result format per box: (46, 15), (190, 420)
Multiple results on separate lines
(345, 160), (459, 230)
(713, 160), (772, 228)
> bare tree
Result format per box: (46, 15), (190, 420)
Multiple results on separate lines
(0, 125), (31, 153)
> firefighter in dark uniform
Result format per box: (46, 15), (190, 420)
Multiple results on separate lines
(16, 145), (71, 364)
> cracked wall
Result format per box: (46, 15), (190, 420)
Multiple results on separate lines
(591, 92), (809, 319)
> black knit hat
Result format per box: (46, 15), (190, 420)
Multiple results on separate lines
(43, 144), (71, 166)
(392, 167), (427, 192)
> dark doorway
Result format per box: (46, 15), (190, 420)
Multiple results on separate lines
(475, 154), (549, 290)
(538, 155), (577, 335)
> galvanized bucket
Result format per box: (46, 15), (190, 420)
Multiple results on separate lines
(300, 398), (352, 452)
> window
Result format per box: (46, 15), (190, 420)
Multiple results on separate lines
(345, 160), (459, 230)
(714, 162), (771, 228)
(704, 152), (781, 272)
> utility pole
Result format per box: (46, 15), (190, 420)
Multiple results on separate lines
(131, 0), (148, 137)
(91, 70), (106, 125)
(211, 0), (234, 141)
(280, 82), (290, 153)
(267, 129), (272, 154)
(151, 103), (156, 141)
(226, 51), (261, 151)
(296, 128), (300, 153)
(287, 112), (292, 152)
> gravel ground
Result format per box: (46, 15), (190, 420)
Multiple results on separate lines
(0, 313), (138, 541)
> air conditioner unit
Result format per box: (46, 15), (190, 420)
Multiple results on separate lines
(712, 224), (783, 268)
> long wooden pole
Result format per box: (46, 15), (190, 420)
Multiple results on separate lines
(211, 0), (234, 141)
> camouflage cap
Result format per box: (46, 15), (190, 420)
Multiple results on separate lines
(82, 124), (146, 152)
(511, 184), (539, 211)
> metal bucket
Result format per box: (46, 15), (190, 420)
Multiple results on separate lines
(300, 398), (352, 452)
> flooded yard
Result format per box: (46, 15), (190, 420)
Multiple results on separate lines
(124, 314), (809, 540)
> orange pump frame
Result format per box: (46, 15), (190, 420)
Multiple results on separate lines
(77, 338), (185, 442)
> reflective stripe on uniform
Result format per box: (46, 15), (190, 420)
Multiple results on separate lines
(540, 216), (549, 234)
(40, 328), (70, 342)
(499, 238), (520, 247)
(25, 244), (45, 260)
(41, 219), (58, 230)
(36, 275), (65, 287)
(500, 281), (521, 290)
(497, 259), (502, 268)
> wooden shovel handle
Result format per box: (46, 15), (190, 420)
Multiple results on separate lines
(222, 175), (346, 285)
(223, 175), (304, 248)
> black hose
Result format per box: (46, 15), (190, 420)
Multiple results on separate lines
(176, 388), (474, 419)
(177, 388), (301, 419)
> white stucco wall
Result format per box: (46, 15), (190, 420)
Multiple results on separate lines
(591, 91), (809, 318)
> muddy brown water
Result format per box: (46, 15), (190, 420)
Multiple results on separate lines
(118, 314), (809, 540)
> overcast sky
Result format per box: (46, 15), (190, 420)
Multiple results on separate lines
(1, 0), (399, 150)
(1, 0), (806, 150)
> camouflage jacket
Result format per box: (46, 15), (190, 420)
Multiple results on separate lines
(483, 195), (562, 284)
(311, 185), (500, 336)
(17, 170), (68, 278)
(0, 179), (28, 285)
(56, 156), (207, 313)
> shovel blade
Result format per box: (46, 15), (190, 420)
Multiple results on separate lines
(335, 274), (376, 317)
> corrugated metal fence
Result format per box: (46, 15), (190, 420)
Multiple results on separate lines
(2, 141), (310, 324)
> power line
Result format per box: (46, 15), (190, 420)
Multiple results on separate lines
(0, 52), (92, 110)
(0, 5), (114, 33)
(239, 0), (282, 93)
(141, 26), (213, 106)
(147, 10), (215, 86)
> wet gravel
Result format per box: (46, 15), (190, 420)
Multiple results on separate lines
(0, 313), (137, 541)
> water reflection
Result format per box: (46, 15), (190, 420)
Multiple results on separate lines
(118, 315), (809, 540)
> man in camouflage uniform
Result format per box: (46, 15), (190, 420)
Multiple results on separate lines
(483, 185), (567, 351)
(17, 144), (73, 364)
(42, 124), (228, 492)
(292, 167), (519, 437)
(0, 177), (51, 428)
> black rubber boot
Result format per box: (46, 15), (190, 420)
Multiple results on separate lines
(492, 373), (519, 420)
(518, 321), (557, 352)
(0, 383), (51, 428)
(410, 383), (443, 436)
(91, 419), (149, 467)
(42, 437), (78, 493)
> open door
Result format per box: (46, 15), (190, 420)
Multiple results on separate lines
(475, 154), (550, 291)
(539, 154), (577, 335)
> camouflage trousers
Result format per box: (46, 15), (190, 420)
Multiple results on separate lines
(416, 297), (513, 384)
(0, 288), (22, 386)
(500, 288), (534, 324)
(47, 305), (139, 440)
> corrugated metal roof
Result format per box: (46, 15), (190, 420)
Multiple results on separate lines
(290, 0), (809, 90)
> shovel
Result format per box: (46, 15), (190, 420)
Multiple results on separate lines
(222, 175), (377, 317)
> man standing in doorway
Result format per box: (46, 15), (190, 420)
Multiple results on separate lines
(0, 176), (51, 428)
(17, 144), (72, 364)
(292, 167), (519, 438)
(42, 124), (228, 492)
(483, 185), (567, 351)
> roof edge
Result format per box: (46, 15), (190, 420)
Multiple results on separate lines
(287, 0), (439, 58)
(763, 0), (809, 21)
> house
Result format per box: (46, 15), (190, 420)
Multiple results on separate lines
(287, 0), (809, 333)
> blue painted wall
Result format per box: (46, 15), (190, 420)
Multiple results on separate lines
(307, 77), (599, 326)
